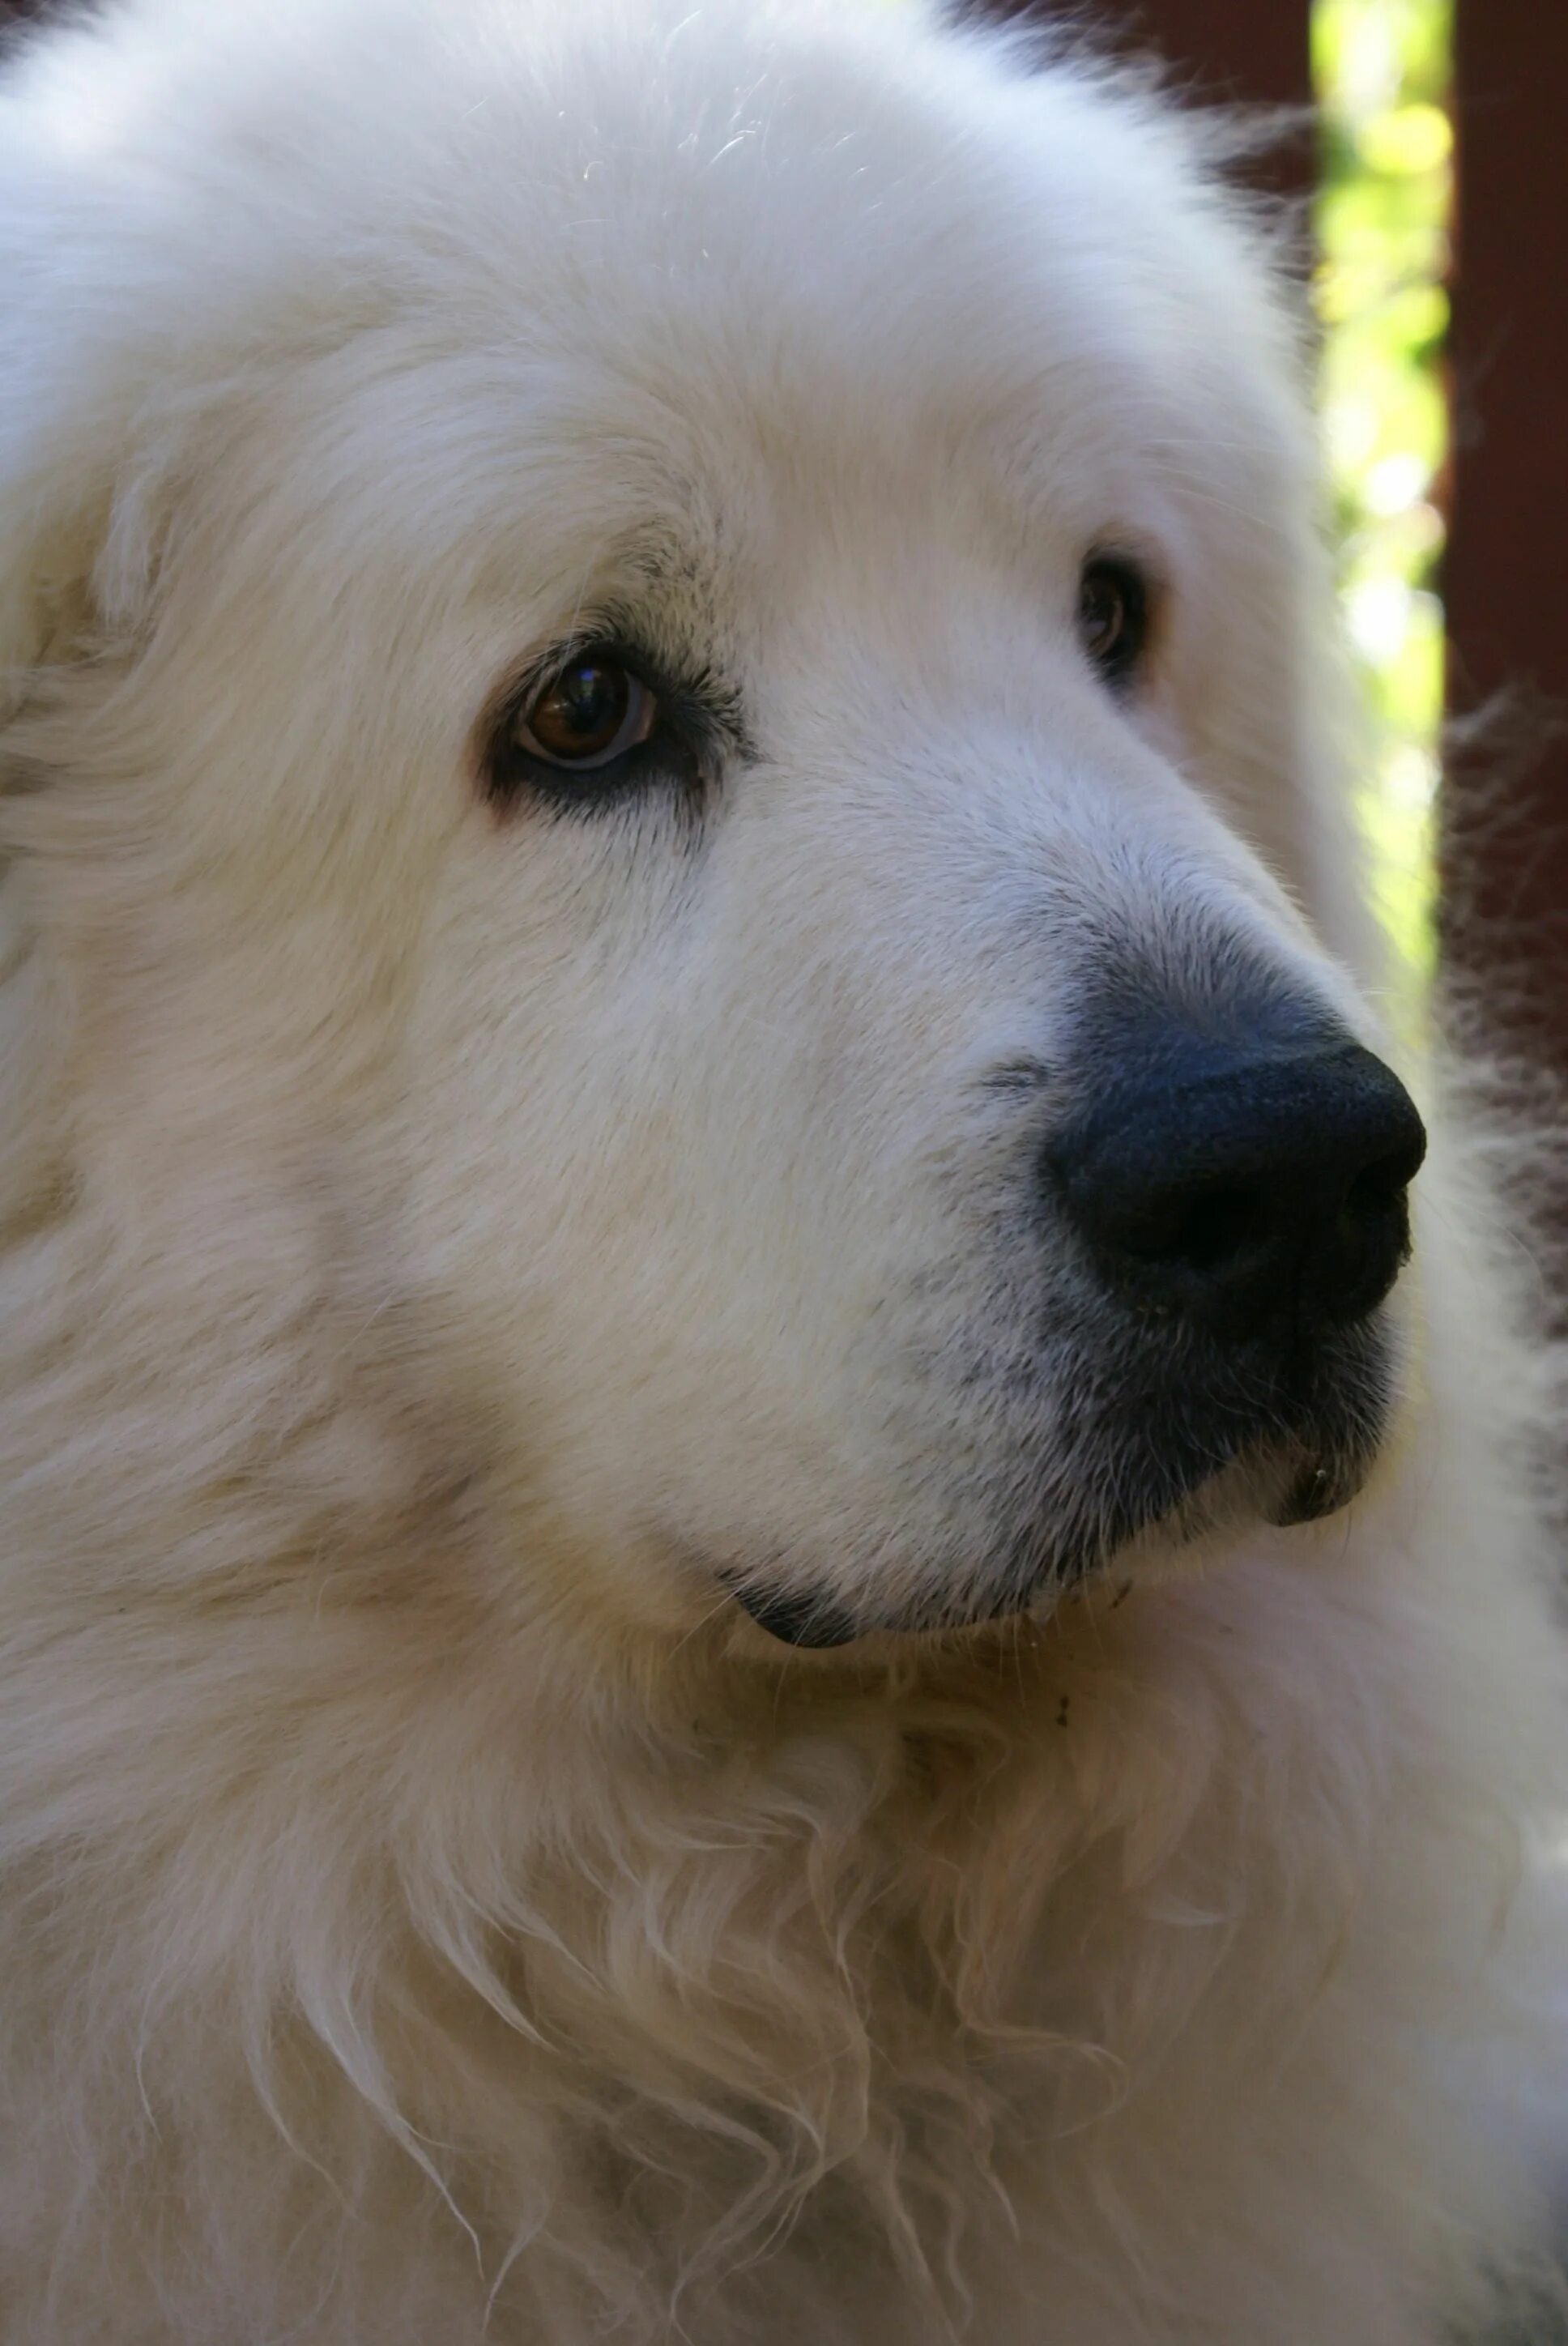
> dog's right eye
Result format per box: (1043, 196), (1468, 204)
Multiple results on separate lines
(514, 655), (658, 771)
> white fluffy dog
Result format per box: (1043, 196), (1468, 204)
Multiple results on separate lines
(0, 1), (1563, 2339)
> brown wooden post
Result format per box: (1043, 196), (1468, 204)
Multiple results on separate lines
(1106, 2), (1311, 115)
(978, 2), (1313, 170)
(1440, 3), (1568, 1103)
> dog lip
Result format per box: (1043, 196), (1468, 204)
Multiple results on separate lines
(732, 1550), (1083, 1647)
(727, 1578), (863, 1649)
(1268, 1444), (1373, 1526)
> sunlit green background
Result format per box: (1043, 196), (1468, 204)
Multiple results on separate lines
(1314, 0), (1451, 983)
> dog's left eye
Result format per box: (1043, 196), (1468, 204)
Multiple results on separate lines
(1076, 555), (1150, 694)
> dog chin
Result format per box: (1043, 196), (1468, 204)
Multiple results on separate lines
(726, 1418), (1388, 1653)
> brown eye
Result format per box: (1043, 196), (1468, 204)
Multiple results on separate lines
(1076, 554), (1150, 694)
(514, 654), (657, 770)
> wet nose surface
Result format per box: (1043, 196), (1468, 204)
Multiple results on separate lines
(1047, 1035), (1427, 1341)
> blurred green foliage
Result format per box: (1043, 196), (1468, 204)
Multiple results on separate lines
(1314, 0), (1453, 980)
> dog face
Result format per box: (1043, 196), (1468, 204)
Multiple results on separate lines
(0, 0), (1421, 1649)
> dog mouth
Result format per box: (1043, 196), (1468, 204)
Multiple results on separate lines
(726, 1324), (1394, 1650)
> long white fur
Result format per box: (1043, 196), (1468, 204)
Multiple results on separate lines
(0, 1), (1564, 2339)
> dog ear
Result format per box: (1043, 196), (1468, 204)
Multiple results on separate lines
(0, 398), (125, 727)
(0, 299), (162, 734)
(0, 22), (175, 727)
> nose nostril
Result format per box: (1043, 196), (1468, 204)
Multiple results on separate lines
(1346, 1145), (1421, 1221)
(1167, 1186), (1261, 1275)
(1114, 1184), (1264, 1274)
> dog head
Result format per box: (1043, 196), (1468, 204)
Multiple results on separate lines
(0, 0), (1422, 1652)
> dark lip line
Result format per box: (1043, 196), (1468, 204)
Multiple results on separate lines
(723, 1576), (863, 1650)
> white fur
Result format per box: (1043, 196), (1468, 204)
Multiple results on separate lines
(0, 1), (1564, 2339)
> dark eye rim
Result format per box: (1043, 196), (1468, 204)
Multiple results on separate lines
(479, 633), (719, 817)
(1076, 549), (1154, 696)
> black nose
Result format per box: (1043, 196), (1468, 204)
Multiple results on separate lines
(1048, 1033), (1426, 1341)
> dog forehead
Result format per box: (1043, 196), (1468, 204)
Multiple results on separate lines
(383, 11), (1268, 493)
(255, 36), (1281, 628)
(6, 0), (1286, 508)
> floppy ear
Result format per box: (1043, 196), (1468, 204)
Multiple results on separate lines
(969, 26), (1387, 996)
(0, 408), (120, 728)
(0, 303), (169, 736)
(1140, 200), (1385, 994)
(0, 15), (192, 728)
(1185, 408), (1386, 992)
